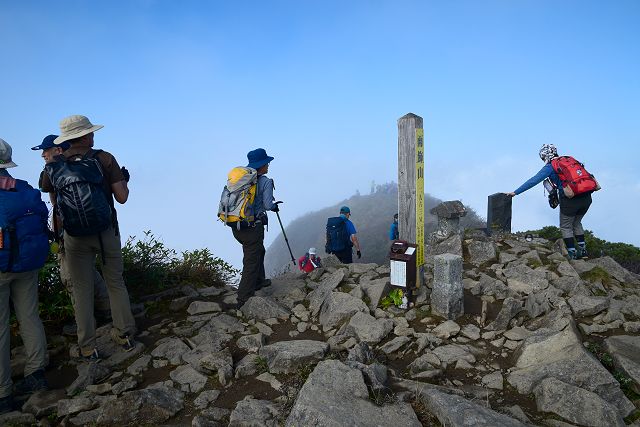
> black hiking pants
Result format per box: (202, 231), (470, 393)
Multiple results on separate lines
(232, 224), (266, 304)
(334, 248), (353, 264)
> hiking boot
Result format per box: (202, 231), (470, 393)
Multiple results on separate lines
(62, 322), (78, 336)
(119, 335), (135, 352)
(79, 348), (101, 362)
(256, 279), (272, 290)
(567, 249), (578, 260)
(577, 246), (588, 259)
(0, 395), (14, 415)
(13, 369), (49, 396)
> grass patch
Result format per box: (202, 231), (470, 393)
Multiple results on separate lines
(255, 356), (269, 374)
(526, 259), (543, 269)
(581, 267), (611, 286)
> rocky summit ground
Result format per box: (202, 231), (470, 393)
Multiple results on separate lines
(4, 233), (640, 426)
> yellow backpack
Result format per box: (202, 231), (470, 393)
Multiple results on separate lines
(218, 167), (258, 225)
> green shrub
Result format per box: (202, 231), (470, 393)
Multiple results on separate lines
(169, 248), (238, 288)
(37, 253), (73, 323)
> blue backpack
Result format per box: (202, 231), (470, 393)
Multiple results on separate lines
(0, 177), (50, 273)
(325, 216), (352, 253)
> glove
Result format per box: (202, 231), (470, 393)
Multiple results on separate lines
(121, 166), (130, 182)
(272, 204), (279, 213)
(357, 250), (362, 259)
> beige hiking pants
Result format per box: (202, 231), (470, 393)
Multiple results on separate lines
(63, 226), (136, 354)
(0, 270), (47, 398)
(59, 253), (111, 312)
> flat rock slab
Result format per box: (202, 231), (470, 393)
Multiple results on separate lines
(259, 340), (329, 374)
(534, 377), (625, 427)
(285, 360), (421, 427)
(229, 397), (280, 427)
(0, 411), (36, 426)
(508, 324), (634, 418)
(567, 295), (609, 317)
(414, 385), (526, 426)
(170, 365), (208, 393)
(151, 337), (191, 365)
(432, 344), (476, 365)
(503, 264), (549, 295)
(187, 301), (222, 315)
(23, 389), (67, 417)
(466, 240), (497, 266)
(241, 296), (290, 320)
(605, 335), (640, 394)
(97, 384), (185, 425)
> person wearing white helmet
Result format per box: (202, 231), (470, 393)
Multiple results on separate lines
(506, 144), (598, 260)
(298, 247), (322, 273)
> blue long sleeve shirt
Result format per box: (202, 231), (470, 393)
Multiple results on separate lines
(254, 175), (276, 217)
(514, 163), (564, 196)
(389, 221), (399, 240)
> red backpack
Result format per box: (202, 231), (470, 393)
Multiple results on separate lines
(550, 156), (601, 198)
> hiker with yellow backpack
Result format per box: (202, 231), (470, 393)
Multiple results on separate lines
(219, 148), (278, 307)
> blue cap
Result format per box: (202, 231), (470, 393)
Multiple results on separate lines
(340, 206), (350, 214)
(31, 135), (70, 151)
(247, 148), (274, 169)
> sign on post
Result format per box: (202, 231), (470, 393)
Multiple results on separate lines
(397, 113), (425, 289)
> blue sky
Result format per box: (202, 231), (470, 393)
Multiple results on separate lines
(1, 1), (638, 268)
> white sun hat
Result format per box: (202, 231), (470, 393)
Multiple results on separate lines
(54, 115), (104, 145)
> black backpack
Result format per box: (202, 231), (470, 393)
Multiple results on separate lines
(45, 150), (113, 236)
(325, 216), (351, 253)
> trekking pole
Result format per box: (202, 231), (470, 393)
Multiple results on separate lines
(274, 201), (296, 265)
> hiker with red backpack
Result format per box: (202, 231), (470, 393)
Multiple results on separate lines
(0, 139), (50, 414)
(219, 148), (277, 307)
(40, 115), (137, 361)
(506, 144), (600, 260)
(299, 248), (322, 273)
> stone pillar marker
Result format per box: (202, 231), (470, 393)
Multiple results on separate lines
(487, 193), (512, 235)
(430, 200), (467, 239)
(431, 253), (464, 320)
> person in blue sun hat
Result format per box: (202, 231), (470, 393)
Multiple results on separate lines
(231, 148), (278, 307)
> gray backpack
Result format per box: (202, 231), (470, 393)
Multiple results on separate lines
(218, 167), (258, 226)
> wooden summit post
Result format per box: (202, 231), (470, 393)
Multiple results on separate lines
(397, 113), (425, 289)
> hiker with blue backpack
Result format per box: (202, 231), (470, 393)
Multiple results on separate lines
(0, 139), (50, 414)
(506, 144), (600, 260)
(219, 148), (278, 307)
(40, 115), (136, 361)
(325, 206), (361, 264)
(32, 135), (112, 337)
(389, 213), (399, 240)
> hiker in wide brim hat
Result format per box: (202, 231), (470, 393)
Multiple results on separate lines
(0, 138), (18, 168)
(227, 148), (278, 308)
(246, 148), (274, 169)
(54, 115), (104, 145)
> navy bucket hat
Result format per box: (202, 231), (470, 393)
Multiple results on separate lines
(31, 135), (70, 151)
(247, 148), (274, 169)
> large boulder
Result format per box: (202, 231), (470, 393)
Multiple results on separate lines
(308, 269), (346, 316)
(507, 322), (634, 418)
(503, 264), (549, 295)
(534, 377), (625, 427)
(604, 335), (640, 394)
(97, 384), (184, 425)
(486, 297), (523, 331)
(319, 292), (368, 329)
(360, 277), (391, 310)
(409, 382), (526, 426)
(151, 337), (191, 365)
(466, 240), (497, 266)
(259, 340), (329, 374)
(285, 360), (421, 427)
(240, 296), (290, 321)
(567, 295), (609, 317)
(257, 276), (307, 309)
(589, 256), (640, 285)
(342, 311), (393, 345)
(229, 397), (280, 427)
